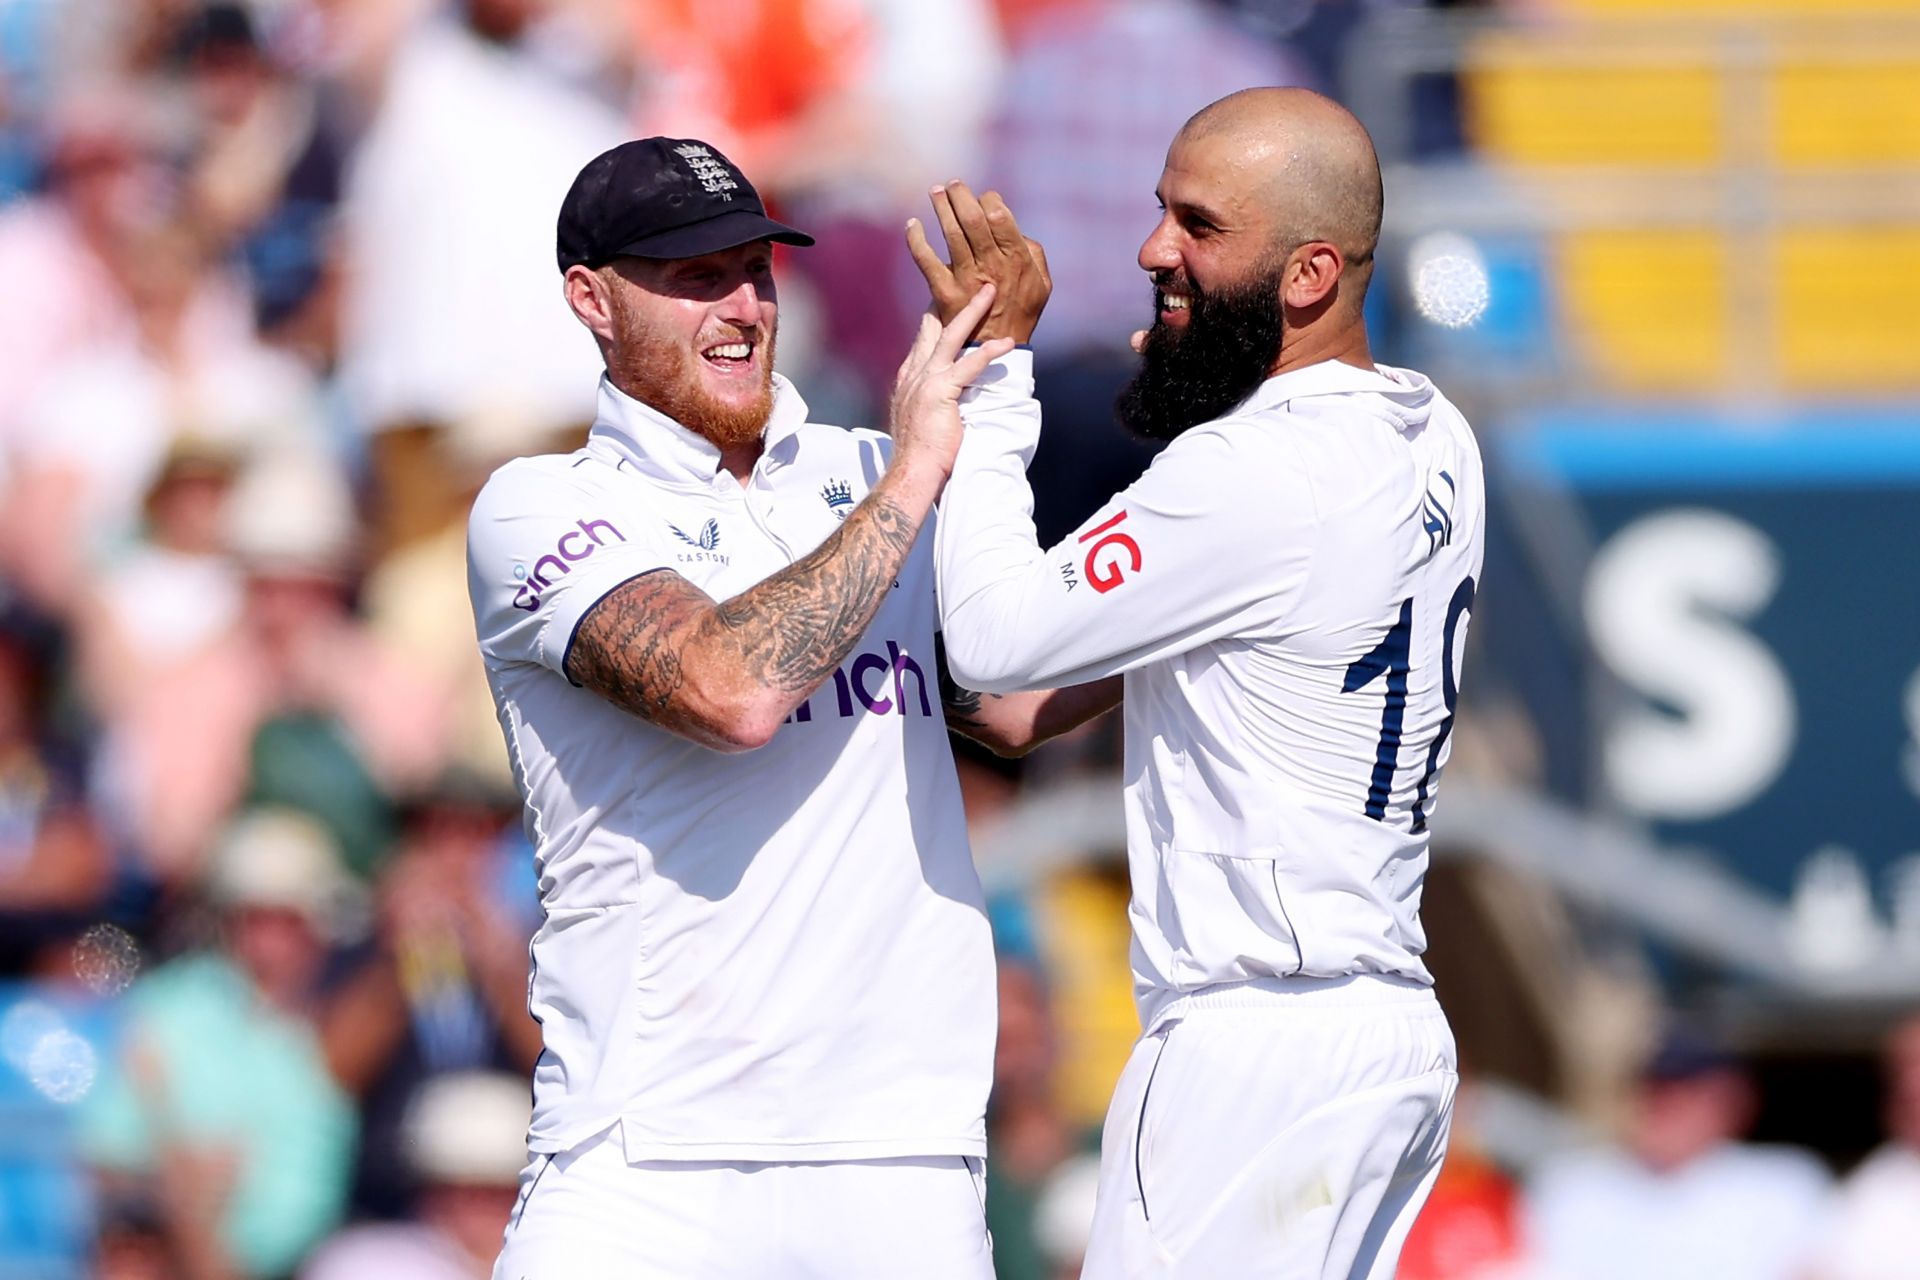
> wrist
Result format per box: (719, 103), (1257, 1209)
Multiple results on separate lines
(881, 446), (951, 501)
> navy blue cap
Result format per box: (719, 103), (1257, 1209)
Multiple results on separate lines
(556, 137), (813, 272)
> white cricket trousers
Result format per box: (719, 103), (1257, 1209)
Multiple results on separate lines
(491, 1126), (994, 1278)
(1082, 974), (1457, 1280)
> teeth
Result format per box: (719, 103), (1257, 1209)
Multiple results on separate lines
(706, 343), (752, 359)
(1163, 295), (1190, 310)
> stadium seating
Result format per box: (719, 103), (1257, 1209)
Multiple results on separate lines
(1459, 13), (1920, 392)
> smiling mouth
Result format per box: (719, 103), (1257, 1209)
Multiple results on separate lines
(701, 340), (756, 372)
(1155, 278), (1193, 317)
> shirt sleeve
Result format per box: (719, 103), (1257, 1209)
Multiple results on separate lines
(935, 352), (1319, 693)
(466, 458), (674, 679)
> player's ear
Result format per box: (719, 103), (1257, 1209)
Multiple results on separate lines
(564, 264), (617, 341)
(1282, 242), (1345, 311)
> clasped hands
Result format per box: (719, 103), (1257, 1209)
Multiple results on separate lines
(907, 180), (1051, 345)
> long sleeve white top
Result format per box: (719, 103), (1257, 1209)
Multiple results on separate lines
(938, 351), (1486, 1027)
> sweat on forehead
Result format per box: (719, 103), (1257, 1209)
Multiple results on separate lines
(1177, 88), (1383, 259)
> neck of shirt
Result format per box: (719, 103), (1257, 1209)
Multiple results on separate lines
(588, 373), (809, 490)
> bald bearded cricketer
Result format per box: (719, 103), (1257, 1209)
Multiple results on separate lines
(915, 89), (1484, 1278)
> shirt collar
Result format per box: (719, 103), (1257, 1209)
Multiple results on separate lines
(588, 372), (810, 485)
(1239, 358), (1415, 414)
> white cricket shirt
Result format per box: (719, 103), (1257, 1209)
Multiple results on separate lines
(939, 353), (1485, 1030)
(466, 374), (993, 1161)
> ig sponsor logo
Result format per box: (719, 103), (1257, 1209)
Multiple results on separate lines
(1077, 509), (1141, 594)
(511, 517), (626, 612)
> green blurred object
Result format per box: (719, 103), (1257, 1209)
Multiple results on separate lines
(985, 1166), (1047, 1280)
(76, 954), (356, 1276)
(245, 713), (396, 880)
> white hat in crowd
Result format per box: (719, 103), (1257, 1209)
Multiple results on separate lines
(206, 807), (356, 930)
(403, 1071), (534, 1187)
(1035, 1150), (1103, 1268)
(223, 446), (358, 578)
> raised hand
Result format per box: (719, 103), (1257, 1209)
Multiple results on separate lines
(890, 282), (1016, 477)
(906, 181), (1052, 344)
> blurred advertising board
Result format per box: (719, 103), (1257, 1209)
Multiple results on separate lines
(1496, 409), (1920, 911)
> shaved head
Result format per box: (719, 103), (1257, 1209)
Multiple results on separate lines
(1121, 87), (1385, 436)
(1181, 87), (1382, 272)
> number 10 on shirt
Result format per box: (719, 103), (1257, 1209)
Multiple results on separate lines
(1340, 577), (1477, 832)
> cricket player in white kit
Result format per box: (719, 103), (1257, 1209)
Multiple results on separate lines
(467, 138), (1117, 1277)
(915, 90), (1484, 1277)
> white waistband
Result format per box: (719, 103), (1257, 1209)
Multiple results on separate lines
(1144, 973), (1438, 1031)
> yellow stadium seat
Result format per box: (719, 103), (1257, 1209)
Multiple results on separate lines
(1463, 15), (1920, 392)
(1773, 61), (1920, 166)
(1776, 227), (1920, 389)
(1467, 49), (1723, 167)
(1556, 231), (1728, 389)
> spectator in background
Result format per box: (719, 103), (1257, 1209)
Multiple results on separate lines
(302, 1070), (532, 1280)
(0, 603), (113, 929)
(626, 0), (873, 194)
(0, 212), (323, 619)
(1816, 1013), (1920, 1280)
(626, 0), (1008, 425)
(1526, 1027), (1833, 1280)
(99, 446), (444, 886)
(858, 0), (1002, 203)
(322, 769), (539, 1218)
(981, 0), (1309, 543)
(0, 86), (180, 451)
(983, 922), (1085, 1280)
(77, 436), (246, 724)
(337, 0), (627, 554)
(78, 808), (361, 1280)
(175, 2), (315, 249)
(361, 404), (575, 796)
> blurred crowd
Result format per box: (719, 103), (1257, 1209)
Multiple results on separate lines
(0, 1), (1916, 1279)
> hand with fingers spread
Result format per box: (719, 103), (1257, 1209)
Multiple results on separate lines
(906, 180), (1052, 344)
(890, 282), (1017, 478)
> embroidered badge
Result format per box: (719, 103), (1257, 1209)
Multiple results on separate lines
(668, 518), (721, 551)
(821, 480), (855, 520)
(673, 143), (739, 201)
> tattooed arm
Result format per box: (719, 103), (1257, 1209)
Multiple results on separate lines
(936, 636), (1124, 757)
(565, 483), (926, 752)
(563, 285), (1012, 753)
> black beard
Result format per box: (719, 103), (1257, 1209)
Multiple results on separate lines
(1115, 266), (1286, 442)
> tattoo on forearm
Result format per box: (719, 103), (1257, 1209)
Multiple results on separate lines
(565, 486), (926, 734)
(565, 570), (702, 722)
(712, 491), (918, 694)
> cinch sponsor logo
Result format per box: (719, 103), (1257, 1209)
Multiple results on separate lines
(511, 517), (626, 612)
(783, 641), (932, 723)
